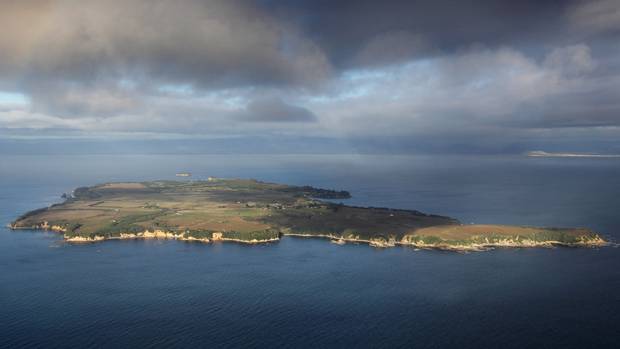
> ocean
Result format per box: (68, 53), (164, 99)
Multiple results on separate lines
(1, 154), (619, 348)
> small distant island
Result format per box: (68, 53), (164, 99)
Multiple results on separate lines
(9, 179), (606, 251)
(527, 151), (620, 158)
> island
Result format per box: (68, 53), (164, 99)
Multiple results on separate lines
(9, 179), (606, 251)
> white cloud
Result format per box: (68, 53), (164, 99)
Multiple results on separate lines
(309, 46), (596, 136)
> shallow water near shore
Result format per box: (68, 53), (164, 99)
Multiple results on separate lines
(1, 154), (620, 348)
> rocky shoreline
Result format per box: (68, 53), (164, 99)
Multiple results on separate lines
(65, 231), (280, 244)
(261, 233), (607, 251)
(8, 224), (279, 244)
(9, 223), (607, 251)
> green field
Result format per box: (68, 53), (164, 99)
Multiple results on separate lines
(10, 179), (606, 249)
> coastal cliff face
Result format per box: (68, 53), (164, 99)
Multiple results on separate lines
(9, 179), (608, 251)
(65, 230), (210, 243)
(397, 234), (607, 251)
(61, 229), (280, 244)
(9, 221), (607, 250)
(9, 220), (278, 244)
(266, 230), (606, 250)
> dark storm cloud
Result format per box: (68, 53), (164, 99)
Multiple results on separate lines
(262, 0), (577, 67)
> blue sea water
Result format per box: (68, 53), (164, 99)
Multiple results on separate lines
(1, 154), (619, 348)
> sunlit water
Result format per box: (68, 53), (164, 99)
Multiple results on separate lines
(1, 154), (619, 348)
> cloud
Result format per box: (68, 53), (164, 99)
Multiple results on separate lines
(0, 108), (87, 130)
(307, 44), (618, 139)
(543, 44), (596, 76)
(29, 84), (139, 118)
(0, 0), (619, 154)
(239, 98), (317, 123)
(268, 0), (573, 68)
(353, 31), (430, 67)
(2, 42), (619, 153)
(568, 0), (620, 34)
(0, 0), (331, 90)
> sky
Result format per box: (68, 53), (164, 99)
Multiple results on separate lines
(1, 0), (619, 154)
